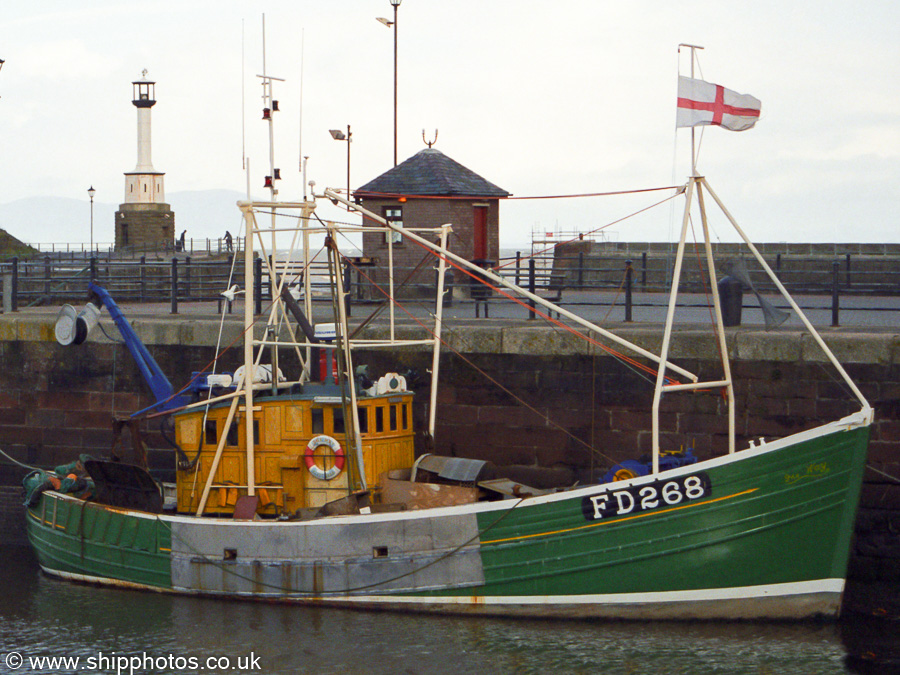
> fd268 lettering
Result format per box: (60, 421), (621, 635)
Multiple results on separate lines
(581, 472), (711, 521)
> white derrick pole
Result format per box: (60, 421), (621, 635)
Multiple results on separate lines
(651, 178), (695, 473)
(428, 224), (452, 438)
(695, 180), (736, 454)
(242, 205), (257, 497)
(700, 177), (872, 414)
(324, 188), (698, 383)
(327, 226), (367, 491)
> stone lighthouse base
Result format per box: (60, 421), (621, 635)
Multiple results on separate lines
(115, 202), (175, 251)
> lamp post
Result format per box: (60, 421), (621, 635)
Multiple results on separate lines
(329, 126), (351, 209)
(391, 0), (400, 166)
(378, 0), (402, 166)
(87, 186), (96, 254)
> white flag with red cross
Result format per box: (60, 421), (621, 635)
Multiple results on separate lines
(676, 76), (761, 131)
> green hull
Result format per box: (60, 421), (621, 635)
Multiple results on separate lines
(25, 415), (870, 619)
(475, 424), (868, 598)
(26, 494), (172, 590)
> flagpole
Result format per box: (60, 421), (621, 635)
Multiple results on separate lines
(678, 43), (704, 174)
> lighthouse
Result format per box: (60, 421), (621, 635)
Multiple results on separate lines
(115, 70), (175, 250)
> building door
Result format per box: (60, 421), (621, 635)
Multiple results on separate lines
(473, 205), (488, 260)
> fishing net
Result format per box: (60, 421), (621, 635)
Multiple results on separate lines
(722, 258), (790, 330)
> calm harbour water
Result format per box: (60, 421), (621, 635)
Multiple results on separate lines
(1, 546), (896, 675)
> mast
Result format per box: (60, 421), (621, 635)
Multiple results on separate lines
(678, 43), (704, 175)
(651, 176), (737, 473)
(258, 15), (285, 278)
(656, 43), (873, 470)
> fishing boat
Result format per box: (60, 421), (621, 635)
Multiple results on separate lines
(22, 64), (872, 621)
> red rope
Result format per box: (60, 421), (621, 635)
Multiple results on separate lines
(342, 258), (619, 462)
(352, 184), (684, 201)
(344, 238), (678, 386)
(494, 189), (685, 271)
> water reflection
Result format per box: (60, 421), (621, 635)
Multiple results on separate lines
(1, 546), (896, 675)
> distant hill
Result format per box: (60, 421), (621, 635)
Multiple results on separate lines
(0, 190), (247, 248)
(0, 228), (36, 259)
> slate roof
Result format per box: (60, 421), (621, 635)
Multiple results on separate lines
(355, 148), (510, 198)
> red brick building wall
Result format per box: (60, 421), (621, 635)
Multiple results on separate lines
(359, 197), (501, 297)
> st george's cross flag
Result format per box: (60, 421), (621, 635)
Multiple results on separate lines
(676, 76), (761, 131)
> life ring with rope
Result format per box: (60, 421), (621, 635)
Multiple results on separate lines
(304, 435), (345, 481)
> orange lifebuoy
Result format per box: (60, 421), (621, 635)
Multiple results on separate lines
(304, 435), (345, 481)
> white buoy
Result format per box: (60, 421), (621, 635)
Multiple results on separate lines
(54, 305), (78, 346)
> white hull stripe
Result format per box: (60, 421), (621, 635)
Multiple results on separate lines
(314, 579), (845, 606)
(40, 566), (174, 594)
(41, 564), (843, 610)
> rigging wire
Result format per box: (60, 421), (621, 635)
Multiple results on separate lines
(308, 209), (445, 340)
(354, 184), (681, 202)
(427, 248), (676, 384)
(0, 447), (41, 472)
(342, 256), (622, 465)
(499, 189), (684, 272)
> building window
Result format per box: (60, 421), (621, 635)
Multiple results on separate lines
(384, 206), (403, 245)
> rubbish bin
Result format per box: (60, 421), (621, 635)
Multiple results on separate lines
(718, 275), (743, 327)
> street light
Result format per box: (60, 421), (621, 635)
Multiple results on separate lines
(329, 126), (351, 209)
(87, 186), (96, 254)
(377, 0), (402, 166)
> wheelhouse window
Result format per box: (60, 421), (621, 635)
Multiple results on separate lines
(333, 407), (346, 434)
(226, 421), (239, 447)
(312, 408), (324, 434)
(205, 420), (217, 445)
(384, 206), (403, 245)
(357, 407), (369, 434)
(389, 405), (398, 431)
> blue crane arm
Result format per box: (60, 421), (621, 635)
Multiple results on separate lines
(88, 283), (189, 413)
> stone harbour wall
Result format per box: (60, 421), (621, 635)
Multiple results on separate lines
(0, 313), (897, 579)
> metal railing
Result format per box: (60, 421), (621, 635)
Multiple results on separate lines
(1, 251), (899, 327)
(24, 237), (245, 261)
(529, 251), (900, 296)
(0, 256), (245, 313)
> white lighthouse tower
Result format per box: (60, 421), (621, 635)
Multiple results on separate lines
(115, 70), (175, 250)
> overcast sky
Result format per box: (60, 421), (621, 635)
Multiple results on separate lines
(0, 0), (897, 246)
